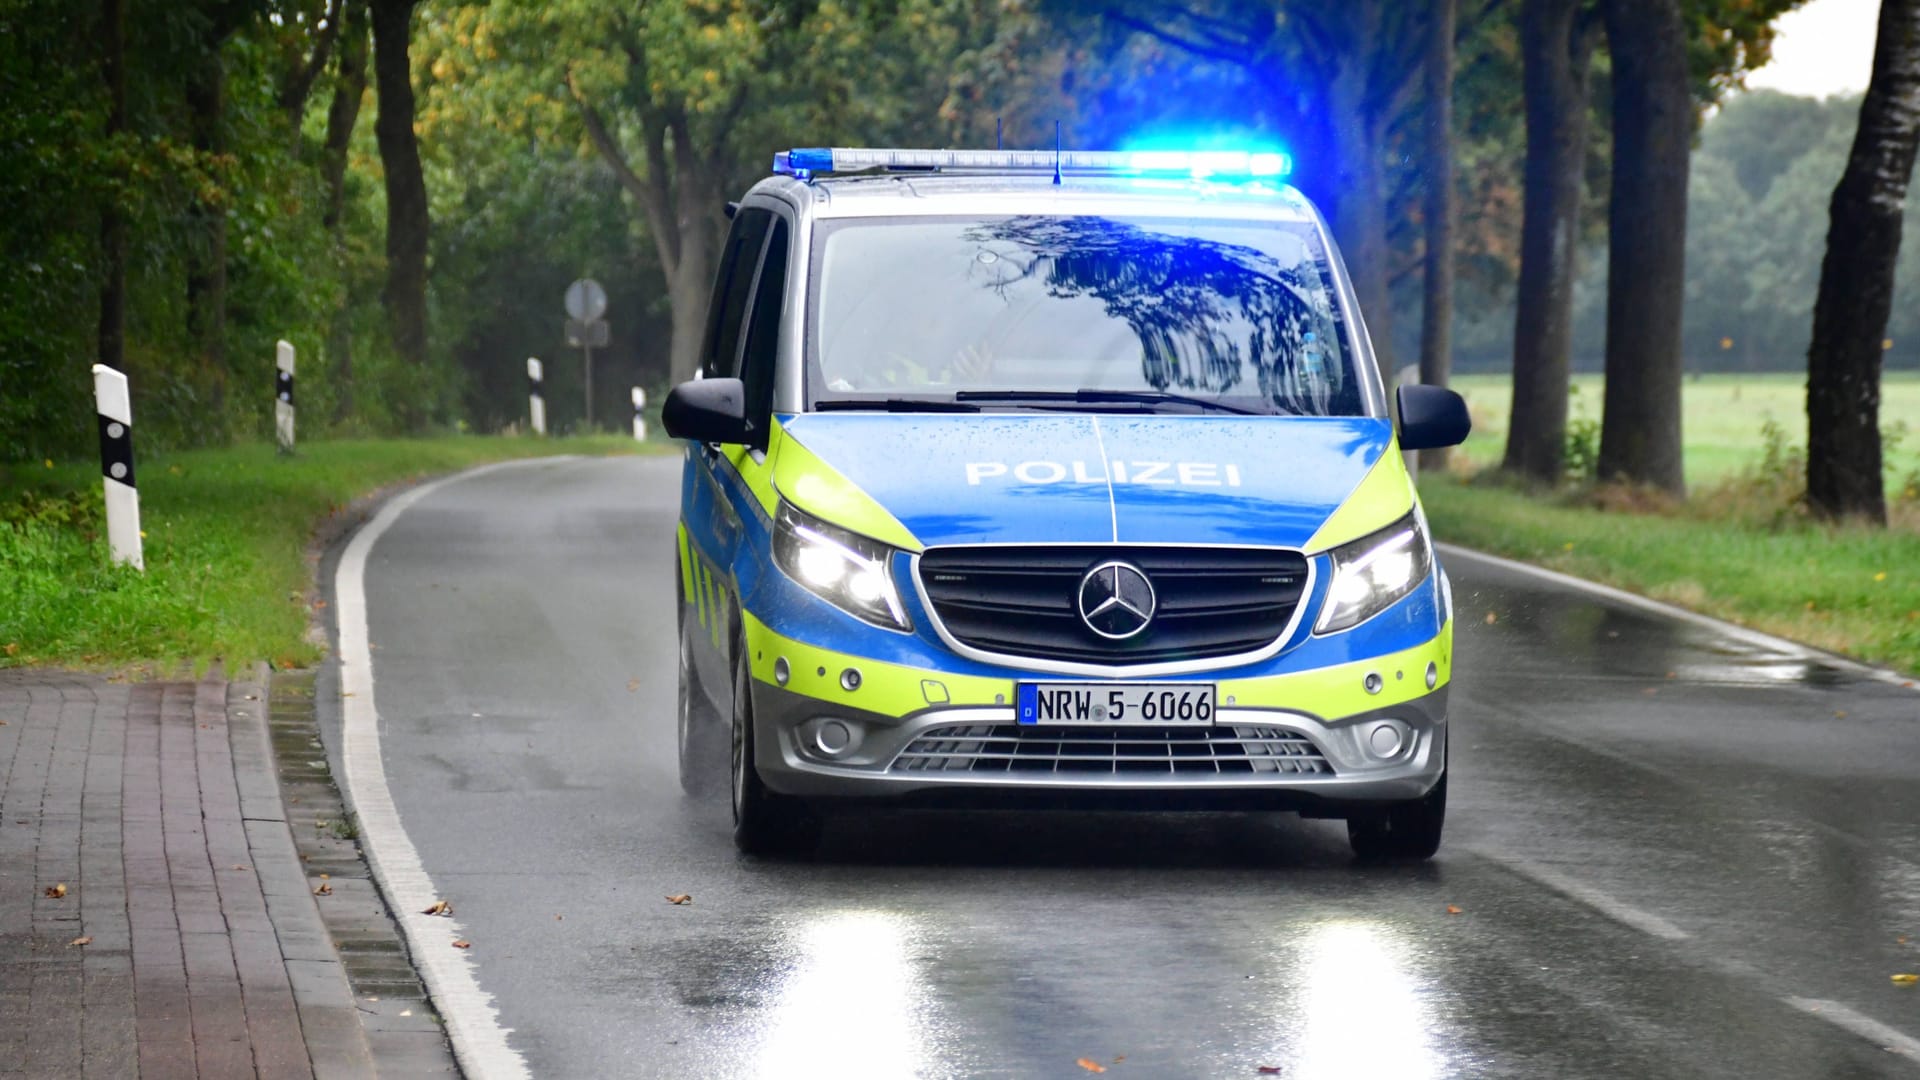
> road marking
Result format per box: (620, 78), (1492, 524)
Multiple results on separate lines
(337, 459), (568, 1080)
(1468, 847), (1691, 941)
(1438, 544), (1919, 692)
(1787, 999), (1920, 1060)
(1474, 847), (1920, 1061)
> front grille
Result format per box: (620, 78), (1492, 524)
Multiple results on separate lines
(891, 724), (1334, 777)
(917, 546), (1309, 664)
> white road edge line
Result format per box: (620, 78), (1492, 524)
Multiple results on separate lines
(337, 458), (570, 1080)
(1786, 998), (1920, 1060)
(1473, 847), (1920, 1061)
(1467, 847), (1691, 942)
(1438, 543), (1919, 692)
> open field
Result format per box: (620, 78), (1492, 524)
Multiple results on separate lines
(0, 435), (661, 672)
(1448, 371), (1920, 486)
(1426, 372), (1920, 675)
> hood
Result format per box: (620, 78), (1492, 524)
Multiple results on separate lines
(773, 412), (1399, 550)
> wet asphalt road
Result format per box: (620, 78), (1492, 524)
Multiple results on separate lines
(321, 454), (1920, 1078)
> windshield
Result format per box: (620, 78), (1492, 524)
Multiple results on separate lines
(806, 214), (1364, 416)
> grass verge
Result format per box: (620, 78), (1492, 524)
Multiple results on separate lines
(1, 435), (663, 673)
(1419, 474), (1920, 678)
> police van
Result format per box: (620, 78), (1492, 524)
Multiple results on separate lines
(663, 147), (1470, 859)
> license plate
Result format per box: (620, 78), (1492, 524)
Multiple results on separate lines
(1016, 682), (1217, 726)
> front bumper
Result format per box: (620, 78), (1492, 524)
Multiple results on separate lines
(750, 675), (1448, 810)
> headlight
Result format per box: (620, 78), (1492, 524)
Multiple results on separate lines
(773, 502), (911, 631)
(1315, 511), (1433, 633)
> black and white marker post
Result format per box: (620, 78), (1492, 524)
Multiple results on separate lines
(91, 364), (143, 570)
(527, 357), (547, 435)
(631, 386), (647, 441)
(275, 339), (296, 455)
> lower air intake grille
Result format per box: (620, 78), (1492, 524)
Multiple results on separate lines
(890, 724), (1333, 777)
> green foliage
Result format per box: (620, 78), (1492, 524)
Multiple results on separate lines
(1422, 473), (1920, 676)
(0, 435), (657, 670)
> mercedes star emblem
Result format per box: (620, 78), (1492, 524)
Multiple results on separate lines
(1077, 561), (1157, 640)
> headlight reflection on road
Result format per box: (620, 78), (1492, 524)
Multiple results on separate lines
(754, 911), (930, 1080)
(1290, 921), (1445, 1080)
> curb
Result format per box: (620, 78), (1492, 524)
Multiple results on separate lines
(228, 663), (378, 1078)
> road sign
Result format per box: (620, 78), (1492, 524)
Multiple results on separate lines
(565, 278), (607, 322)
(566, 318), (609, 348)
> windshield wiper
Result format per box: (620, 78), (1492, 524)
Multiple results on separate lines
(811, 397), (981, 413)
(953, 389), (1267, 415)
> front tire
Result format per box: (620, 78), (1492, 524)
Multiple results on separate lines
(1347, 772), (1446, 861)
(729, 629), (820, 857)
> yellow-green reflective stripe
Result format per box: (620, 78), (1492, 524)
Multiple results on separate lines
(1303, 437), (1416, 554)
(742, 615), (1450, 723)
(743, 613), (1006, 716)
(1218, 622), (1452, 718)
(722, 443), (779, 518)
(676, 524), (696, 608)
(770, 420), (922, 552)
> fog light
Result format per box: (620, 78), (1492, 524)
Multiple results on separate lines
(1368, 723), (1405, 758)
(773, 657), (790, 686)
(1425, 662), (1438, 690)
(1364, 672), (1383, 695)
(840, 668), (862, 692)
(814, 720), (853, 756)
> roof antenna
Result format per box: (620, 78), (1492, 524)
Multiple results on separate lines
(996, 116), (1003, 151)
(1052, 121), (1062, 186)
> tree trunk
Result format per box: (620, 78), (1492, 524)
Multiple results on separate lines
(1504, 0), (1594, 485)
(97, 0), (126, 374)
(1323, 0), (1396, 388)
(1596, 0), (1691, 495)
(323, 0), (369, 423)
(370, 0), (429, 418)
(321, 0), (368, 233)
(1418, 0), (1456, 471)
(1806, 0), (1920, 525)
(186, 47), (230, 435)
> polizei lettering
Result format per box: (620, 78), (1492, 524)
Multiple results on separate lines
(965, 461), (1244, 487)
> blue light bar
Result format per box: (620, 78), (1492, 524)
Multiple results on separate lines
(771, 147), (1294, 181)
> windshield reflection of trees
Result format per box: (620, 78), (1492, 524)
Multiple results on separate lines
(959, 216), (1352, 416)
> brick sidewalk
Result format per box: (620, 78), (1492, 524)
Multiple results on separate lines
(0, 669), (373, 1078)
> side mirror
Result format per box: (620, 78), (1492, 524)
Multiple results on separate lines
(1396, 384), (1471, 451)
(662, 377), (749, 444)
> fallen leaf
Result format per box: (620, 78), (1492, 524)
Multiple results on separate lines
(1894, 973), (1919, 985)
(627, 678), (642, 692)
(1446, 905), (1462, 915)
(68, 936), (91, 947)
(1835, 711), (1848, 719)
(423, 900), (453, 916)
(314, 882), (332, 896)
(1665, 671), (1676, 679)
(44, 883), (66, 899)
(1899, 935), (1909, 945)
(232, 865), (248, 872)
(665, 894), (692, 905)
(452, 940), (471, 949)
(1113, 1055), (1126, 1064)
(3, 642), (17, 656)
(1483, 611), (1497, 625)
(556, 915), (564, 921)
(1257, 1068), (1284, 1075)
(1076, 1059), (1107, 1074)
